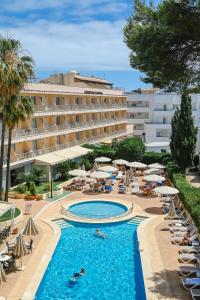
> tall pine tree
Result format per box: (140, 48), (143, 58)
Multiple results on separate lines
(170, 92), (197, 170)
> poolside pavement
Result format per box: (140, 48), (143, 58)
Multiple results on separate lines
(0, 178), (191, 300)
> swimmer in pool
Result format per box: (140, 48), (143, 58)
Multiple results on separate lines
(95, 229), (107, 239)
(73, 268), (85, 279)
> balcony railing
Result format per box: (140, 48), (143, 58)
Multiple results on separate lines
(6, 130), (127, 164)
(34, 103), (125, 113)
(7, 118), (126, 142)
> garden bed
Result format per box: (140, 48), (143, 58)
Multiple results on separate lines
(0, 207), (21, 222)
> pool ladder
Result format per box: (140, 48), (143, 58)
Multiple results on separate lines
(53, 219), (73, 230)
(128, 216), (148, 225)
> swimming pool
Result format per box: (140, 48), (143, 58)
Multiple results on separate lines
(35, 222), (146, 300)
(68, 201), (127, 219)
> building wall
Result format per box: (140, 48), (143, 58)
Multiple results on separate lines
(2, 83), (127, 177)
(126, 92), (200, 152)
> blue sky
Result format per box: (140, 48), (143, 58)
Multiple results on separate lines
(0, 0), (152, 91)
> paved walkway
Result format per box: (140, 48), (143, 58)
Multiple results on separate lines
(0, 177), (191, 300)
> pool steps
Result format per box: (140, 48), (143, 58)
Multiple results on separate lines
(53, 219), (73, 229)
(53, 216), (148, 228)
(128, 216), (148, 225)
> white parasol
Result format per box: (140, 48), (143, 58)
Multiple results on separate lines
(113, 159), (129, 165)
(98, 166), (118, 173)
(154, 186), (179, 195)
(128, 162), (147, 169)
(144, 175), (165, 182)
(90, 171), (111, 179)
(95, 157), (111, 162)
(148, 163), (165, 169)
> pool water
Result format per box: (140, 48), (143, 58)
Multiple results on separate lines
(35, 222), (146, 300)
(68, 201), (127, 219)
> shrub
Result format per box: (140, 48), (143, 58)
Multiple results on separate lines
(116, 137), (145, 161)
(15, 184), (27, 194)
(169, 170), (200, 231)
(79, 158), (92, 171)
(142, 152), (172, 165)
(29, 182), (36, 195)
(43, 182), (51, 192)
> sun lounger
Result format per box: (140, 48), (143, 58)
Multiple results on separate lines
(169, 216), (189, 226)
(171, 233), (199, 245)
(191, 289), (200, 300)
(131, 186), (140, 194)
(172, 227), (197, 238)
(170, 223), (194, 233)
(179, 246), (200, 254)
(179, 265), (200, 277)
(118, 185), (126, 194)
(181, 278), (200, 290)
(179, 253), (200, 263)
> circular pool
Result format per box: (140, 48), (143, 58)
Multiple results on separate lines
(68, 201), (128, 219)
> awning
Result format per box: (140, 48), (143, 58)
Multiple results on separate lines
(34, 146), (92, 166)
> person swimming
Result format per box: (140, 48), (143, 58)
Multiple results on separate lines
(68, 268), (85, 286)
(95, 229), (107, 239)
(73, 268), (85, 279)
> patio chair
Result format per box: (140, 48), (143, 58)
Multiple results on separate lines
(179, 253), (200, 263)
(191, 289), (200, 300)
(179, 265), (200, 277)
(181, 278), (200, 290)
(4, 257), (16, 273)
(118, 185), (126, 194)
(6, 241), (15, 253)
(26, 239), (33, 253)
(179, 245), (200, 254)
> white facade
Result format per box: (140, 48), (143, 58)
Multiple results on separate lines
(126, 92), (200, 152)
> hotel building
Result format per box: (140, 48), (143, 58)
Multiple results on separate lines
(126, 91), (200, 153)
(4, 71), (127, 186)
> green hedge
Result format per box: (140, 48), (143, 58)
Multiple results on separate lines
(142, 152), (172, 165)
(169, 170), (200, 230)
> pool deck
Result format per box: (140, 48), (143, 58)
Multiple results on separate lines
(0, 179), (191, 300)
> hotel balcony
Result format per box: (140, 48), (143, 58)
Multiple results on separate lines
(34, 103), (126, 116)
(5, 118), (126, 144)
(4, 130), (127, 165)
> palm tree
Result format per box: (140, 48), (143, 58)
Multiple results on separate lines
(4, 96), (34, 202)
(0, 37), (34, 200)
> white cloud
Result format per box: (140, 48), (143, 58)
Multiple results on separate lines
(2, 0), (129, 16)
(0, 19), (130, 71)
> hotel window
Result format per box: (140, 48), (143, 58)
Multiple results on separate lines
(56, 97), (61, 105)
(156, 129), (171, 137)
(32, 118), (36, 129)
(56, 136), (61, 144)
(31, 96), (36, 105)
(56, 116), (61, 125)
(32, 140), (37, 150)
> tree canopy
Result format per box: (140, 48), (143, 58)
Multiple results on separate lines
(170, 92), (198, 170)
(124, 0), (200, 91)
(116, 137), (145, 162)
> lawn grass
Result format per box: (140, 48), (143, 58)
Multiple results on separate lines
(0, 207), (21, 222)
(35, 181), (64, 194)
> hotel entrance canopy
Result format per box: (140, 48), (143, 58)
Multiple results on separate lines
(34, 145), (92, 166)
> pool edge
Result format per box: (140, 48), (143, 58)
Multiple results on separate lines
(137, 216), (161, 300)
